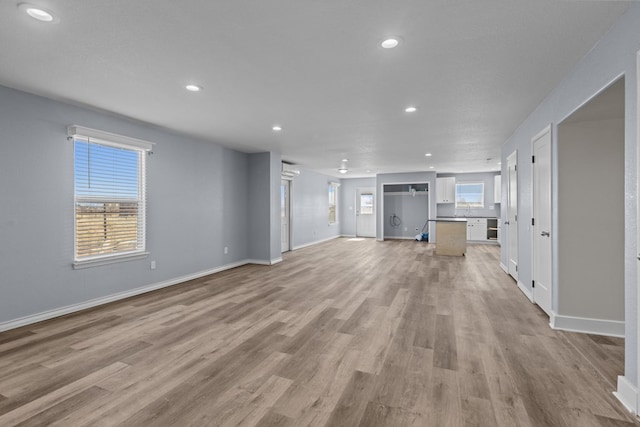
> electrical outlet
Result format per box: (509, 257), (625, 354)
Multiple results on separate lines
(150, 260), (156, 270)
(224, 247), (228, 254)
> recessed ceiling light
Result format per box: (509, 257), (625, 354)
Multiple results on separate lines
(381, 37), (401, 49)
(404, 106), (417, 113)
(338, 167), (348, 174)
(272, 125), (282, 131)
(424, 153), (432, 157)
(497, 161), (502, 165)
(342, 158), (348, 162)
(366, 170), (371, 173)
(19, 3), (55, 22)
(185, 84), (202, 92)
(429, 166), (434, 169)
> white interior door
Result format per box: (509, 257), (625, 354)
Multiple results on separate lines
(532, 127), (552, 315)
(506, 151), (519, 279)
(281, 179), (291, 252)
(356, 188), (376, 237)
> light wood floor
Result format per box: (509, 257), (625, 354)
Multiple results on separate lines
(0, 239), (636, 426)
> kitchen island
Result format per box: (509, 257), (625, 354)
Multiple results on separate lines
(429, 218), (467, 256)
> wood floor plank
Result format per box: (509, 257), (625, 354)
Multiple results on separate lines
(0, 239), (637, 426)
(433, 314), (458, 371)
(324, 370), (378, 427)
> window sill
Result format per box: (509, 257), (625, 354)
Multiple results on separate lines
(73, 252), (150, 270)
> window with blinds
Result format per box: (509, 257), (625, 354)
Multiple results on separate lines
(70, 126), (152, 265)
(328, 182), (339, 224)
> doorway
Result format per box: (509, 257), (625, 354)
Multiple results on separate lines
(506, 151), (518, 279)
(356, 188), (376, 237)
(532, 126), (552, 315)
(556, 77), (624, 334)
(281, 179), (291, 253)
(381, 183), (429, 240)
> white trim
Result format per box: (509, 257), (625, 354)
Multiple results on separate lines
(500, 262), (508, 274)
(383, 236), (419, 240)
(247, 257), (283, 266)
(531, 124), (553, 316)
(0, 259), (249, 333)
(517, 280), (534, 303)
(291, 235), (340, 250)
(379, 180), (431, 243)
(73, 251), (149, 269)
(68, 125), (154, 151)
(557, 72), (626, 124)
(505, 150), (519, 280)
(615, 376), (639, 415)
(636, 49), (640, 398)
(341, 234), (357, 238)
(550, 313), (625, 337)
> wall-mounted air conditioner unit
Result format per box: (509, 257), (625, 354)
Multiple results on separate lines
(282, 162), (300, 178)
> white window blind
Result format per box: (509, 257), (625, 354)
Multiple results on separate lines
(69, 126), (152, 265)
(328, 181), (339, 225)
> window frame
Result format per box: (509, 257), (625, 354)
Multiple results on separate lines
(328, 181), (339, 225)
(69, 126), (153, 269)
(455, 182), (485, 209)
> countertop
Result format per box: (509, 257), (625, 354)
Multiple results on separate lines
(429, 218), (468, 222)
(435, 216), (498, 220)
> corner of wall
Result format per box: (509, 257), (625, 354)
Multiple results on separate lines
(615, 375), (639, 415)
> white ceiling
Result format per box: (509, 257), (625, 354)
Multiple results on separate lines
(0, 1), (631, 177)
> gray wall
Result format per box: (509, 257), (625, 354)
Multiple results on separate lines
(437, 172), (501, 218)
(0, 85), (251, 324)
(248, 153), (272, 261)
(339, 177), (377, 236)
(376, 172), (437, 240)
(500, 3), (639, 384)
(557, 118), (624, 321)
(290, 167), (341, 249)
(247, 151), (282, 263)
(383, 192), (429, 238)
(269, 153), (283, 261)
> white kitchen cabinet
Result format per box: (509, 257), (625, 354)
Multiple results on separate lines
(466, 218), (487, 241)
(494, 175), (501, 204)
(436, 177), (455, 204)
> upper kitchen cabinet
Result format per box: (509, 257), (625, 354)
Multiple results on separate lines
(436, 177), (455, 204)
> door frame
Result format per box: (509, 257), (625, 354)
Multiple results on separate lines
(355, 187), (376, 238)
(506, 150), (519, 280)
(531, 124), (553, 315)
(637, 50), (640, 404)
(281, 178), (292, 253)
(379, 181), (430, 242)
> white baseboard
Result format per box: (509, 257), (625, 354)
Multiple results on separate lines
(615, 376), (639, 415)
(340, 234), (356, 238)
(247, 257), (282, 266)
(292, 235), (340, 251)
(550, 313), (625, 337)
(517, 280), (534, 303)
(0, 259), (251, 333)
(383, 236), (418, 240)
(500, 263), (508, 274)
